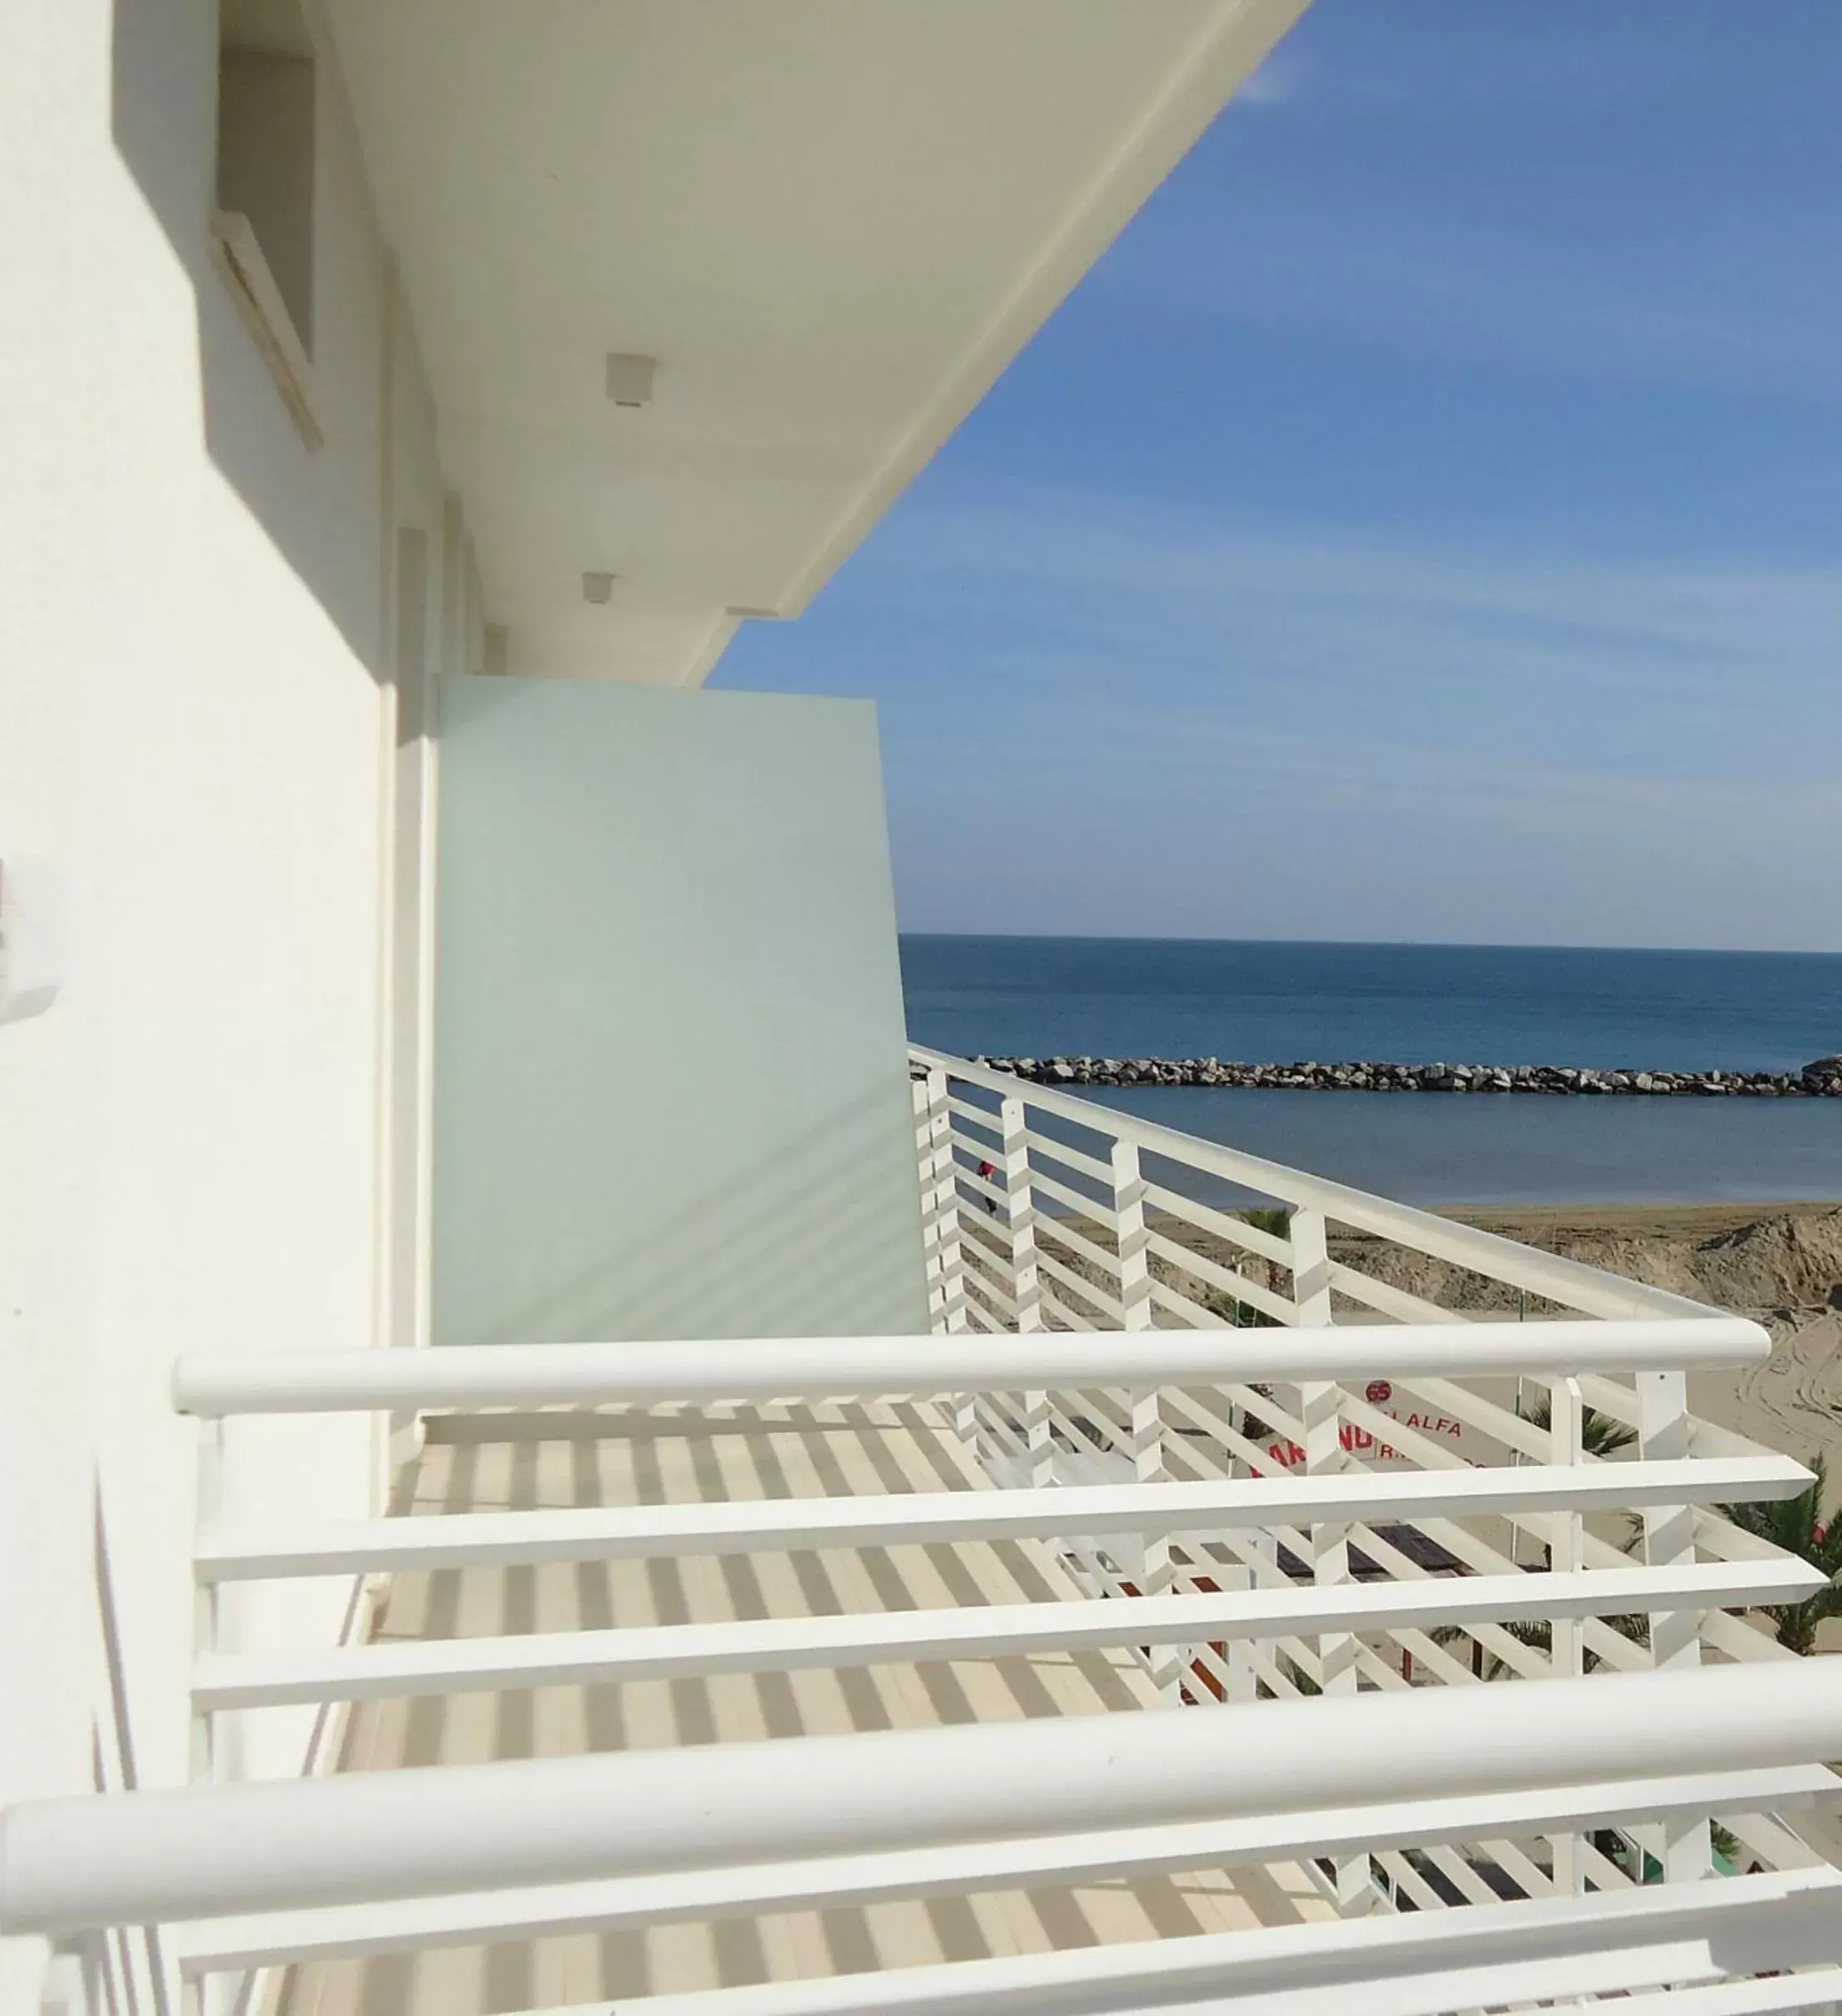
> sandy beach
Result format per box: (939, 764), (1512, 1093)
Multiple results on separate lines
(1440, 1201), (1842, 1499)
(1133, 1197), (1842, 1500)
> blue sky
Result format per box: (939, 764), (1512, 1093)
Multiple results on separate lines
(714, 2), (1842, 952)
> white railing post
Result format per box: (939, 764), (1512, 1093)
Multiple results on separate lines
(1000, 1095), (1042, 1334)
(1291, 1205), (1335, 1327)
(1639, 1366), (1712, 1883)
(190, 1420), (224, 1790)
(1551, 1374), (1586, 1894)
(189, 1419), (238, 2016)
(915, 1065), (979, 1451)
(1113, 1138), (1154, 1332)
(1000, 1096), (1052, 1485)
(918, 1066), (969, 1338)
(1114, 1139), (1179, 1700)
(1293, 1206), (1369, 1912)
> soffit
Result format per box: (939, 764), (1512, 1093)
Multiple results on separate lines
(321, 0), (1306, 684)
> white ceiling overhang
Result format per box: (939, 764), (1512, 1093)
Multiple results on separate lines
(322, 0), (1307, 686)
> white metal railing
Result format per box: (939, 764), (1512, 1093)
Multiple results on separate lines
(7, 1325), (1841, 2007)
(5, 1663), (1840, 1928)
(909, 1044), (1728, 1332)
(909, 1044), (1842, 1915)
(3, 1053), (1841, 2013)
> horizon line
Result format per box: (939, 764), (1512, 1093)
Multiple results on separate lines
(895, 932), (1840, 959)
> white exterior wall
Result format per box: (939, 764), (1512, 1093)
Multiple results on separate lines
(0, 7), (457, 1999)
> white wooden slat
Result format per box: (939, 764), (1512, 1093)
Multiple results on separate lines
(1041, 1399), (1126, 1470)
(1031, 1245), (1126, 1323)
(178, 1771), (1842, 1973)
(192, 1456), (1815, 1581)
(1599, 1975), (1842, 2015)
(1689, 1413), (1795, 1466)
(1160, 1387), (1291, 1476)
(193, 1562), (1820, 1711)
(943, 1095), (1004, 1141)
(1389, 1626), (1480, 1692)
(1146, 1277), (1233, 1330)
(953, 1165), (1010, 1211)
(1414, 1837), (1501, 1907)
(1035, 1284), (1100, 1332)
(1143, 1229), (1301, 1326)
(1019, 1128), (1118, 1190)
(971, 1397), (1029, 1464)
(1025, 1164), (1118, 1224)
(957, 1250), (1021, 1316)
(1703, 1609), (1800, 1666)
(1034, 1213), (1128, 1283)
(1694, 1506), (1803, 1565)
(1211, 1378), (1310, 1446)
(1373, 1845), (1448, 1914)
(1139, 1182), (1295, 1265)
(1325, 1260), (1469, 1326)
(1387, 1370), (1555, 1462)
(469, 1950), (1842, 2016)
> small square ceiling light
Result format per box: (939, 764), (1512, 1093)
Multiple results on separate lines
(582, 571), (615, 604)
(605, 354), (656, 407)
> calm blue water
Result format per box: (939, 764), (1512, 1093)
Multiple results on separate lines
(903, 938), (1841, 1205)
(903, 937), (1840, 1072)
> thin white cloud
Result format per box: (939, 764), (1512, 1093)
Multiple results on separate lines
(848, 485), (1842, 948)
(1108, 194), (1842, 404)
(876, 483), (1842, 766)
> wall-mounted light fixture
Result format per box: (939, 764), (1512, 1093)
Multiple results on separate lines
(605, 354), (656, 407)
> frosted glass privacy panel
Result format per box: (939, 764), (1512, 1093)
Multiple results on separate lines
(432, 678), (928, 1343)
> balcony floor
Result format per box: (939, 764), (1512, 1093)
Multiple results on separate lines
(277, 1399), (1330, 2015)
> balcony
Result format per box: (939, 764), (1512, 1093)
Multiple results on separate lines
(3, 1052), (1840, 2015)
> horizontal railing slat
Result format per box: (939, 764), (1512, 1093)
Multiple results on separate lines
(1018, 1128), (1118, 1189)
(176, 1831), (1842, 1984)
(194, 1560), (1824, 1710)
(1143, 1229), (1300, 1325)
(1325, 1260), (1470, 1327)
(1139, 1181), (1295, 1265)
(194, 1456), (1811, 1581)
(172, 1319), (1771, 1417)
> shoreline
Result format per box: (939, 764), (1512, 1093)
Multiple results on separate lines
(1432, 1198), (1842, 1240)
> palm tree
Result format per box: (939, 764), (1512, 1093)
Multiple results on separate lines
(1516, 1392), (1638, 1457)
(1206, 1208), (1291, 1329)
(1718, 1453), (1842, 1656)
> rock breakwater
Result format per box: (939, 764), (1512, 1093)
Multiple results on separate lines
(967, 1054), (1842, 1097)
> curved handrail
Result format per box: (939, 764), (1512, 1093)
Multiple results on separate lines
(913, 1045), (1727, 1324)
(170, 1318), (1770, 1417)
(4, 1662), (1840, 1934)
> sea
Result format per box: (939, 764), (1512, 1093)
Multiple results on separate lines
(900, 937), (1842, 1208)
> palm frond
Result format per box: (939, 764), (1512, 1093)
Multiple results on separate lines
(1516, 1392), (1639, 1458)
(1718, 1453), (1842, 1656)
